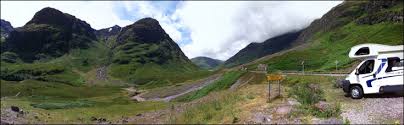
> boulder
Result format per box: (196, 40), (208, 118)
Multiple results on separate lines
(314, 101), (330, 111)
(275, 105), (292, 115)
(287, 98), (301, 106)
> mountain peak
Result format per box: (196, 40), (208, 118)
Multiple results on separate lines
(117, 17), (168, 44)
(133, 17), (160, 26)
(27, 7), (70, 26)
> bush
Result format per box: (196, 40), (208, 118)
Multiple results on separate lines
(289, 82), (324, 105)
(288, 82), (341, 118)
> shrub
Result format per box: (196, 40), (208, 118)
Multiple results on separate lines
(288, 82), (341, 118)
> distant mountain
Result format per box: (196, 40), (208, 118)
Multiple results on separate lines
(3, 7), (96, 62)
(0, 19), (13, 38)
(191, 56), (223, 70)
(245, 0), (403, 72)
(224, 30), (302, 67)
(95, 25), (121, 41)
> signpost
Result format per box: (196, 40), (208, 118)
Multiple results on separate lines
(266, 74), (283, 102)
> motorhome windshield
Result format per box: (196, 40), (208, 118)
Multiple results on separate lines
(358, 60), (374, 74)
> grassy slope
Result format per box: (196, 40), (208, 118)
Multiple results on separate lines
(174, 71), (245, 102)
(246, 3), (403, 72)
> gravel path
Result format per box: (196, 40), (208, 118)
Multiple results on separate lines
(341, 94), (403, 124)
(132, 74), (222, 102)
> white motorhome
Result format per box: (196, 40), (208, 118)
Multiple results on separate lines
(342, 44), (404, 99)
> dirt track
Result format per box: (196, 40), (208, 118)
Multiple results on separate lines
(132, 74), (222, 102)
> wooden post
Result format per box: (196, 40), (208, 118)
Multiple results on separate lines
(278, 80), (280, 97)
(268, 80), (271, 102)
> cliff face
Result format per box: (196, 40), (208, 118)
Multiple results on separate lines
(1, 19), (14, 38)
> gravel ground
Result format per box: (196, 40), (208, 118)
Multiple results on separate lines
(341, 94), (403, 124)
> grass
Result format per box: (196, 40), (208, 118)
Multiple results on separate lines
(0, 80), (121, 98)
(30, 100), (96, 110)
(174, 71), (245, 102)
(0, 79), (170, 123)
(173, 91), (244, 124)
(1, 97), (169, 124)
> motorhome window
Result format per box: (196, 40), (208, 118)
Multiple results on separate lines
(358, 60), (374, 74)
(355, 47), (370, 56)
(386, 58), (403, 72)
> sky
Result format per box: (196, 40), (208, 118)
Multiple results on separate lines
(0, 1), (342, 60)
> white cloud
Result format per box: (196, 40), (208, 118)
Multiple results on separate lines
(174, 1), (342, 60)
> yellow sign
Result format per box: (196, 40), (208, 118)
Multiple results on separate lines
(267, 74), (283, 81)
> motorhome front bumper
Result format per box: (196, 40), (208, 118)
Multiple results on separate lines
(341, 80), (351, 93)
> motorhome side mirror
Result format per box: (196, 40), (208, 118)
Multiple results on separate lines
(355, 69), (359, 75)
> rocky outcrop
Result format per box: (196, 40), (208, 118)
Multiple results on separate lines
(356, 0), (403, 25)
(1, 19), (14, 38)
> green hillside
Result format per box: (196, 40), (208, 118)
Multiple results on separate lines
(247, 1), (403, 72)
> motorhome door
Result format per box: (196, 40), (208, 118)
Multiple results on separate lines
(355, 59), (376, 92)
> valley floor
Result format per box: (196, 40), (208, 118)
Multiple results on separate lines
(1, 72), (403, 124)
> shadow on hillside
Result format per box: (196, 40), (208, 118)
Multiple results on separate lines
(364, 92), (404, 98)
